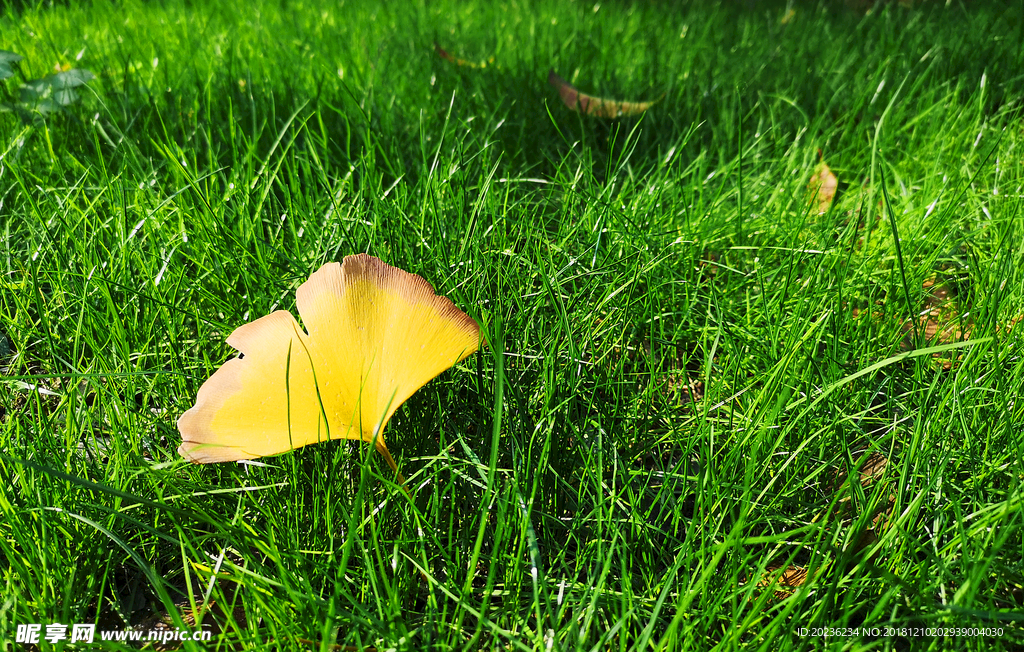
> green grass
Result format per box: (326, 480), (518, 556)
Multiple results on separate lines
(2, 0), (1023, 649)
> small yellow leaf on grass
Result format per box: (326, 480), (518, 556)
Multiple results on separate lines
(548, 69), (662, 118)
(808, 161), (838, 214)
(178, 254), (481, 478)
(434, 42), (494, 69)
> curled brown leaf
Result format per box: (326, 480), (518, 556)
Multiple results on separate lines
(548, 69), (661, 118)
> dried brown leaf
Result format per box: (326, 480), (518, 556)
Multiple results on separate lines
(826, 451), (895, 553)
(756, 565), (811, 602)
(899, 275), (972, 369)
(831, 451), (889, 491)
(548, 70), (661, 118)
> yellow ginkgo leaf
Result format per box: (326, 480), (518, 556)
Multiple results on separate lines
(178, 254), (480, 478)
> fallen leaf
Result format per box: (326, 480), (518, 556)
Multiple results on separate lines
(548, 70), (662, 118)
(999, 314), (1023, 335)
(137, 600), (247, 651)
(899, 275), (972, 369)
(756, 565), (810, 602)
(808, 161), (838, 215)
(851, 274), (978, 371)
(830, 451), (889, 492)
(178, 254), (482, 486)
(434, 42), (494, 69)
(827, 451), (895, 553)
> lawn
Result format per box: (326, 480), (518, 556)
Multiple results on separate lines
(1, 0), (1023, 650)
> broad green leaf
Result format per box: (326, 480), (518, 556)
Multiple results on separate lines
(0, 50), (23, 80)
